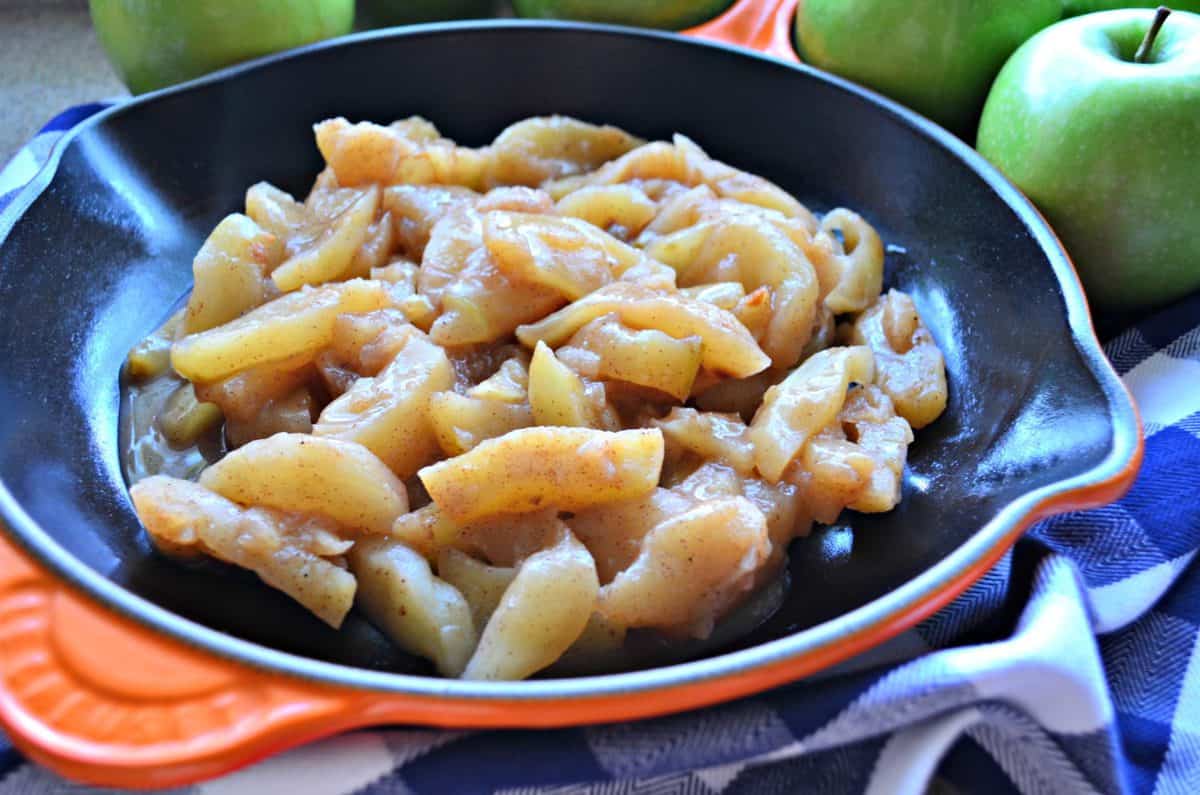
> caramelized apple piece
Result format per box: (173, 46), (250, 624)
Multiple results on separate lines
(171, 280), (388, 382)
(844, 289), (948, 429)
(462, 530), (599, 681)
(382, 184), (478, 259)
(816, 208), (885, 314)
(516, 282), (770, 378)
(561, 315), (702, 401)
(653, 407), (755, 475)
(131, 476), (355, 628)
(199, 433), (408, 534)
(555, 184), (657, 238)
(313, 332), (454, 477)
(597, 496), (770, 639)
(350, 537), (476, 677)
(315, 116), (485, 189)
(484, 116), (642, 187)
(483, 211), (644, 299)
(568, 487), (695, 583)
(271, 187), (380, 291)
(437, 549), (516, 631)
(428, 357), (535, 456)
(748, 346), (875, 482)
(419, 427), (664, 524)
(184, 214), (282, 334)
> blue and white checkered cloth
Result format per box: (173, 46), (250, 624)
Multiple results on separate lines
(2, 104), (1199, 795)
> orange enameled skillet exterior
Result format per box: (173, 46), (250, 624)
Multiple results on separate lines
(0, 0), (1142, 787)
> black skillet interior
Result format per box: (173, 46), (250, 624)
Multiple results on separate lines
(0, 24), (1120, 677)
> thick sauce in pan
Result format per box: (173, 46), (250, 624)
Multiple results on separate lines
(120, 311), (225, 484)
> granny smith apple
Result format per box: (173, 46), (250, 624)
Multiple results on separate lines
(89, 0), (355, 94)
(512, 0), (734, 30)
(1064, 0), (1200, 16)
(794, 0), (1062, 133)
(977, 9), (1200, 311)
(358, 0), (495, 27)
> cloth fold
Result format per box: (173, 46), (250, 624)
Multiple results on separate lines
(2, 104), (1198, 795)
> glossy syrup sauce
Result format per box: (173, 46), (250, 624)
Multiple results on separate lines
(119, 308), (225, 485)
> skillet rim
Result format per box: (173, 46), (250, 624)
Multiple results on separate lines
(0, 19), (1143, 701)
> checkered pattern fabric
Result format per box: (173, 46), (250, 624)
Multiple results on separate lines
(3, 104), (1199, 795)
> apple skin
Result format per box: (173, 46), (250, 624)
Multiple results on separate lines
(1065, 1), (1200, 17)
(794, 0), (1062, 134)
(977, 10), (1200, 311)
(89, 0), (355, 94)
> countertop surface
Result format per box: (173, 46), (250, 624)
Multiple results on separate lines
(0, 0), (127, 165)
(0, 1), (523, 168)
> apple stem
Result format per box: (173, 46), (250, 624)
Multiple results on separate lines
(1134, 6), (1172, 63)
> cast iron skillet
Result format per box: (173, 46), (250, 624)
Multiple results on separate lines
(0, 12), (1140, 789)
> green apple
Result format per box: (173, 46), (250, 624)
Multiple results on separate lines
(1065, 1), (1200, 16)
(511, 0), (734, 30)
(794, 0), (1062, 133)
(89, 0), (355, 95)
(358, 0), (495, 27)
(977, 9), (1200, 311)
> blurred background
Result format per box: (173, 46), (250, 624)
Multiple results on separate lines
(0, 0), (731, 162)
(0, 0), (122, 161)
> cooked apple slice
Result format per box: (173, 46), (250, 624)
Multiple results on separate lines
(564, 315), (702, 401)
(483, 211), (636, 300)
(199, 433), (408, 534)
(393, 502), (564, 569)
(271, 187), (380, 291)
(428, 391), (535, 457)
(527, 340), (596, 427)
(484, 116), (642, 187)
(428, 357), (534, 456)
(748, 346), (875, 482)
(313, 332), (454, 478)
(419, 427), (664, 524)
(555, 184), (657, 236)
(845, 289), (948, 429)
(314, 117), (485, 189)
(516, 282), (769, 378)
(679, 281), (746, 310)
(382, 184), (478, 260)
(462, 530), (599, 681)
(817, 208), (885, 314)
(130, 475), (355, 628)
(183, 214), (282, 334)
(171, 279), (388, 382)
(653, 407), (755, 475)
(597, 496), (770, 639)
(349, 537), (476, 677)
(567, 487), (695, 583)
(437, 549), (517, 631)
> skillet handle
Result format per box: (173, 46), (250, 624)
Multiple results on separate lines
(0, 531), (379, 789)
(680, 0), (800, 63)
